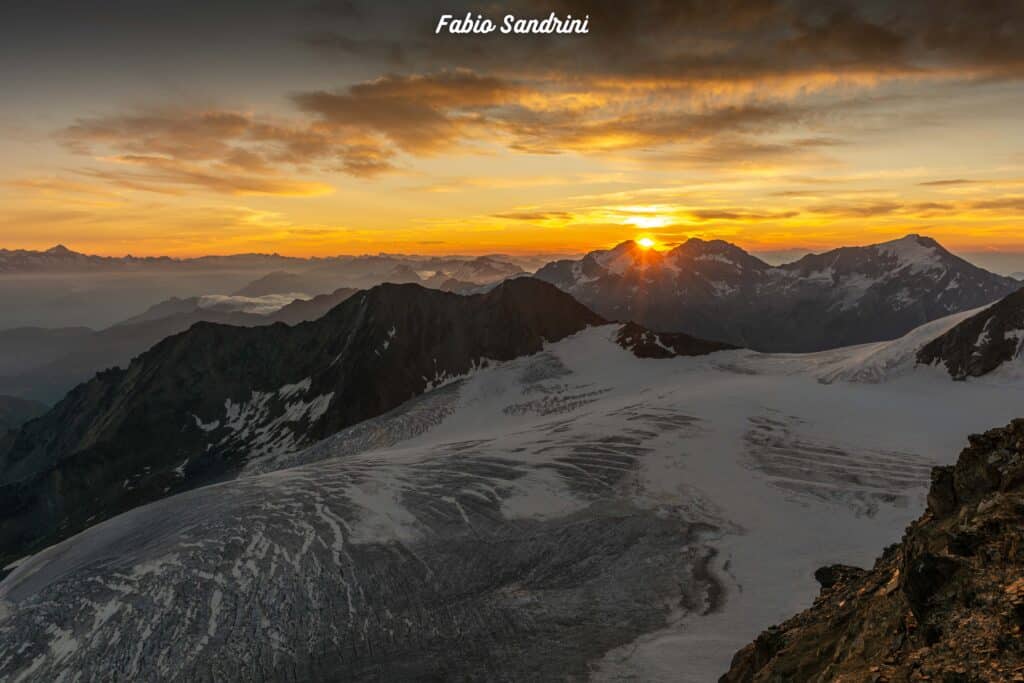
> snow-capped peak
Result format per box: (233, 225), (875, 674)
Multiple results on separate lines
(590, 240), (661, 275)
(875, 234), (945, 274)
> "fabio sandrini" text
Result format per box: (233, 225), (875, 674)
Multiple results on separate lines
(435, 12), (590, 35)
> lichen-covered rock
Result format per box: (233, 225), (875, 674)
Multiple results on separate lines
(721, 418), (1024, 682)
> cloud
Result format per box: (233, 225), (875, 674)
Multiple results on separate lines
(58, 107), (397, 196)
(918, 178), (978, 186)
(42, 0), (1024, 203)
(291, 70), (842, 164)
(308, 0), (1024, 87)
(808, 201), (905, 217)
(292, 70), (522, 154)
(687, 208), (800, 221)
(492, 210), (574, 221)
(77, 156), (333, 197)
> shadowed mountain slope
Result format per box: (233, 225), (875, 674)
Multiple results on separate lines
(0, 279), (603, 564)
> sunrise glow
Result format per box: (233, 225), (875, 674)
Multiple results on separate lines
(0, 3), (1022, 260)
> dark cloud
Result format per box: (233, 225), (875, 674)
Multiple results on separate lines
(968, 197), (1024, 212)
(688, 209), (800, 221)
(918, 178), (978, 186)
(32, 0), (1024, 195)
(810, 201), (904, 217)
(492, 210), (574, 221)
(301, 0), (1024, 85)
(293, 70), (521, 153)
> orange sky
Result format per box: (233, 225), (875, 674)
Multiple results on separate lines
(2, 1), (1023, 259)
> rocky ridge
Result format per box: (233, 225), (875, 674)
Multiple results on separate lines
(721, 418), (1024, 682)
(536, 235), (1019, 352)
(0, 279), (607, 565)
(917, 287), (1024, 379)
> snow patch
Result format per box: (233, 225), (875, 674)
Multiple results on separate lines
(191, 414), (220, 432)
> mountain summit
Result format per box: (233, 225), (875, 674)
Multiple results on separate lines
(536, 235), (1019, 352)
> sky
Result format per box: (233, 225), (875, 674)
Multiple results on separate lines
(1, 0), (1023, 259)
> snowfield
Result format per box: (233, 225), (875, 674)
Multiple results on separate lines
(2, 322), (1023, 681)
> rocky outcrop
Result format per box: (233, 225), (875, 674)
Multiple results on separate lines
(536, 235), (1020, 352)
(616, 322), (737, 358)
(917, 287), (1024, 379)
(0, 278), (603, 566)
(721, 418), (1024, 682)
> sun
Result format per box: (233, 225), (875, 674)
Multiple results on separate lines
(636, 237), (656, 249)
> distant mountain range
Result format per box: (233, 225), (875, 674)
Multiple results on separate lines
(0, 244), (529, 282)
(228, 254), (523, 297)
(0, 244), (531, 330)
(0, 279), (612, 565)
(536, 235), (1021, 352)
(0, 288), (358, 404)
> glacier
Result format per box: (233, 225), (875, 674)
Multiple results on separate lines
(1, 324), (1023, 681)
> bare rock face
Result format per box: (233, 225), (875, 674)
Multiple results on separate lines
(720, 418), (1024, 682)
(917, 286), (1024, 379)
(615, 321), (738, 358)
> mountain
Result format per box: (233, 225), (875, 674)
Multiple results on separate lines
(0, 290), (358, 404)
(232, 270), (309, 297)
(436, 277), (483, 294)
(0, 397), (46, 433)
(721, 418), (1024, 682)
(0, 246), (528, 330)
(0, 326), (93, 377)
(0, 279), (604, 565)
(0, 244), (304, 274)
(228, 255), (528, 298)
(2, 315), (1021, 680)
(535, 235), (1020, 352)
(1012, 272), (1024, 281)
(917, 287), (1024, 380)
(266, 287), (358, 326)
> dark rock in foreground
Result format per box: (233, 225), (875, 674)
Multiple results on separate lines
(720, 418), (1024, 682)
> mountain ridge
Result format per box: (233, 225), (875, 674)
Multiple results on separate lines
(536, 234), (1020, 352)
(917, 287), (1024, 379)
(720, 418), (1024, 682)
(0, 288), (359, 403)
(0, 278), (606, 564)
